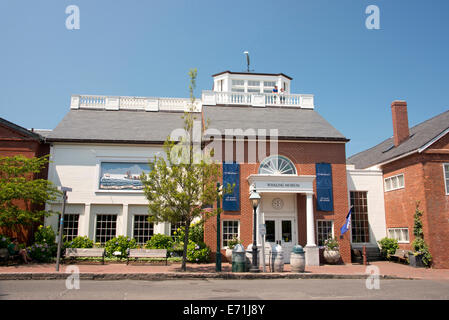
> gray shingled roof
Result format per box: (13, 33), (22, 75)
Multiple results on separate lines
(348, 110), (449, 169)
(47, 109), (190, 143)
(203, 105), (348, 141)
(0, 117), (44, 141)
(33, 129), (53, 138)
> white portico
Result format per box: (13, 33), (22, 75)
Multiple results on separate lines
(247, 157), (320, 266)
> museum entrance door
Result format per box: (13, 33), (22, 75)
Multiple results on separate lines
(264, 217), (295, 263)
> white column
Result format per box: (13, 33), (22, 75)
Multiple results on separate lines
(120, 204), (129, 237)
(153, 222), (167, 235)
(80, 203), (91, 238)
(305, 193), (319, 266)
(306, 193), (316, 246)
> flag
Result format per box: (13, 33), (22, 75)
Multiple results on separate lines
(340, 206), (353, 235)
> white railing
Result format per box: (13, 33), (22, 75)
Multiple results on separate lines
(79, 95), (107, 108)
(201, 91), (314, 108)
(70, 95), (202, 112)
(119, 96), (147, 110)
(70, 91), (314, 112)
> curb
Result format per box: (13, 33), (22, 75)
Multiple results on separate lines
(0, 272), (414, 281)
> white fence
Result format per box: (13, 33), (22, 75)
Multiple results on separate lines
(201, 91), (314, 108)
(70, 95), (202, 112)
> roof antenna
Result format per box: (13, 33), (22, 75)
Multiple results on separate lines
(243, 51), (253, 72)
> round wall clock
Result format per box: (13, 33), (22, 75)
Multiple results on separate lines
(272, 198), (284, 210)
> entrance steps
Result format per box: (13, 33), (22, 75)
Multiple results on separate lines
(351, 246), (383, 263)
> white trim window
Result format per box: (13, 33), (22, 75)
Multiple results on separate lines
(247, 80), (261, 93)
(444, 163), (449, 195)
(95, 214), (117, 244)
(63, 214), (79, 242)
(387, 228), (409, 243)
(222, 220), (240, 248)
(133, 215), (154, 245)
(258, 155), (297, 175)
(317, 220), (334, 246)
(231, 80), (245, 92)
(384, 174), (405, 192)
(350, 191), (370, 243)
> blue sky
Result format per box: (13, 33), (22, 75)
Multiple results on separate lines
(1, 0), (448, 157)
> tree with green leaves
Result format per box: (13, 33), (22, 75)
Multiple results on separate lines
(0, 155), (60, 232)
(411, 201), (432, 266)
(140, 68), (223, 271)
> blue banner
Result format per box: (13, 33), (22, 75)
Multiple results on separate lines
(316, 163), (334, 212)
(340, 207), (352, 235)
(223, 163), (240, 211)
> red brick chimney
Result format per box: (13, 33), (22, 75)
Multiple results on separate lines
(391, 100), (410, 146)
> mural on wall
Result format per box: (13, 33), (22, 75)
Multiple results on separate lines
(99, 162), (150, 190)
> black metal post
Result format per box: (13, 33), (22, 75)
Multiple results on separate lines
(215, 182), (221, 272)
(250, 205), (260, 272)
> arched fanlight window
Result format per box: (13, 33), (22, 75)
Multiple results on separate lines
(258, 155), (297, 175)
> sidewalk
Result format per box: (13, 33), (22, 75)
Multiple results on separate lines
(1, 261), (448, 281)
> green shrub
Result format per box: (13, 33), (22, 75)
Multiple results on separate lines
(227, 237), (241, 249)
(324, 237), (339, 251)
(145, 234), (173, 251)
(412, 237), (432, 267)
(29, 225), (57, 260)
(411, 202), (432, 267)
(187, 240), (210, 263)
(189, 221), (204, 243)
(64, 236), (94, 248)
(34, 225), (56, 245)
(0, 235), (11, 249)
(27, 243), (55, 262)
(105, 236), (137, 259)
(173, 221), (204, 244)
(378, 237), (399, 259)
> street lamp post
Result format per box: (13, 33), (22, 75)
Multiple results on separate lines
(216, 182), (222, 272)
(249, 188), (261, 273)
(56, 186), (72, 272)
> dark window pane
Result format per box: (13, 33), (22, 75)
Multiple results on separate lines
(265, 220), (275, 243)
(281, 220), (292, 242)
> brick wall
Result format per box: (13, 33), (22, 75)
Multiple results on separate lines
(391, 101), (410, 147)
(383, 132), (449, 268)
(0, 123), (49, 244)
(204, 140), (351, 264)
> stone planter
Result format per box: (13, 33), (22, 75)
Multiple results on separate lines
(323, 250), (341, 264)
(409, 253), (425, 268)
(290, 245), (305, 273)
(225, 248), (233, 262)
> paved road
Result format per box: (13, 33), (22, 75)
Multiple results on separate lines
(1, 278), (449, 300)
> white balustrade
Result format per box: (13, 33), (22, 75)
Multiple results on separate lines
(78, 95), (107, 108)
(201, 91), (314, 108)
(120, 97), (147, 110)
(71, 95), (202, 112)
(70, 90), (314, 112)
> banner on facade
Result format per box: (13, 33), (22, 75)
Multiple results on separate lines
(315, 163), (334, 212)
(222, 162), (240, 211)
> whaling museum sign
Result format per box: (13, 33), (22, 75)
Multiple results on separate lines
(247, 174), (315, 194)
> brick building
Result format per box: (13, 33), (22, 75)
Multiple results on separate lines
(201, 71), (352, 265)
(348, 101), (449, 268)
(0, 117), (51, 243)
(44, 70), (354, 266)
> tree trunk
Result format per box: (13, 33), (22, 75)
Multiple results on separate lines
(181, 223), (190, 272)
